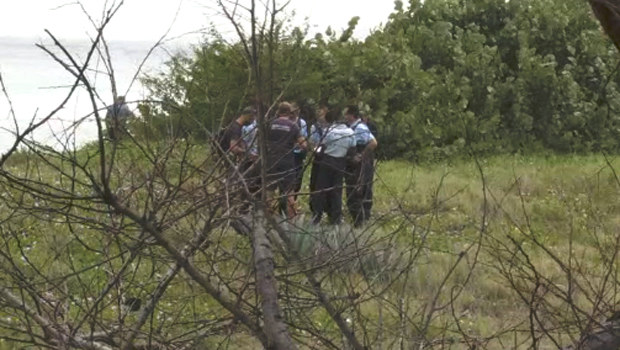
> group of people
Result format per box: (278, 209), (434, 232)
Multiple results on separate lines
(218, 101), (378, 227)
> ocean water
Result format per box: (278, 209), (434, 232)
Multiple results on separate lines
(0, 36), (185, 153)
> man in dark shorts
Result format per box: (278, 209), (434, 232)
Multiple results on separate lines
(265, 102), (307, 218)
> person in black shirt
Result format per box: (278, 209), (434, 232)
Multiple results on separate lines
(216, 107), (257, 214)
(265, 102), (307, 218)
(220, 107), (256, 160)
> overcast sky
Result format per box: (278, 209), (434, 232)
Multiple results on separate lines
(0, 0), (398, 43)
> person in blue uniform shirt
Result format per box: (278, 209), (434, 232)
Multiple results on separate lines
(344, 105), (378, 227)
(310, 108), (356, 225)
(105, 95), (134, 141)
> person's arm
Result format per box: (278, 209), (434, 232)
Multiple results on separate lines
(309, 125), (320, 146)
(366, 138), (378, 152)
(227, 125), (246, 156)
(300, 119), (308, 138)
(297, 136), (307, 151)
(229, 136), (246, 156)
(295, 124), (307, 151)
(358, 124), (377, 157)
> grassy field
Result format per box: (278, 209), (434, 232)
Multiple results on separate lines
(368, 154), (620, 348)
(2, 149), (620, 349)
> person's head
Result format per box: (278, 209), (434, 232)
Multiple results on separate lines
(317, 101), (330, 123)
(324, 108), (340, 124)
(277, 102), (293, 119)
(238, 106), (256, 126)
(360, 110), (370, 124)
(344, 104), (360, 125)
(290, 102), (300, 121)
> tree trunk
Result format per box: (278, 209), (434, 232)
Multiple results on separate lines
(252, 210), (297, 350)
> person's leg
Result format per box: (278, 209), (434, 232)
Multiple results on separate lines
(277, 166), (297, 219)
(308, 157), (320, 212)
(326, 157), (346, 225)
(312, 160), (336, 225)
(285, 175), (299, 219)
(264, 170), (280, 215)
(309, 162), (324, 224)
(345, 165), (363, 227)
(359, 158), (375, 225)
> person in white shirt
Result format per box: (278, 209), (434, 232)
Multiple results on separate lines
(310, 108), (356, 225)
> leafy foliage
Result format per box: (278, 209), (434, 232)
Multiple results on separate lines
(141, 0), (620, 161)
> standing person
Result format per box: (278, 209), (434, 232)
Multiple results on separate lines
(344, 105), (378, 227)
(242, 119), (258, 159)
(290, 102), (308, 200)
(217, 107), (256, 160)
(215, 107), (256, 213)
(360, 111), (379, 139)
(265, 102), (307, 218)
(241, 118), (261, 206)
(310, 109), (356, 225)
(105, 96), (134, 141)
(308, 102), (330, 211)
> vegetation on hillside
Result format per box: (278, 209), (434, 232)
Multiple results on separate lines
(141, 0), (620, 161)
(3, 0), (620, 349)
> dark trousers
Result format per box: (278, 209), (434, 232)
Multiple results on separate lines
(345, 155), (374, 227)
(309, 154), (330, 213)
(311, 154), (346, 225)
(293, 152), (307, 200)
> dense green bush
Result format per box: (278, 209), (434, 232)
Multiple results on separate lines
(141, 0), (620, 161)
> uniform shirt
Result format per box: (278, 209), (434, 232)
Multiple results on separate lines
(106, 102), (133, 122)
(310, 122), (328, 145)
(266, 117), (301, 167)
(293, 118), (308, 154)
(350, 119), (376, 146)
(366, 120), (378, 139)
(242, 121), (258, 155)
(321, 123), (356, 158)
